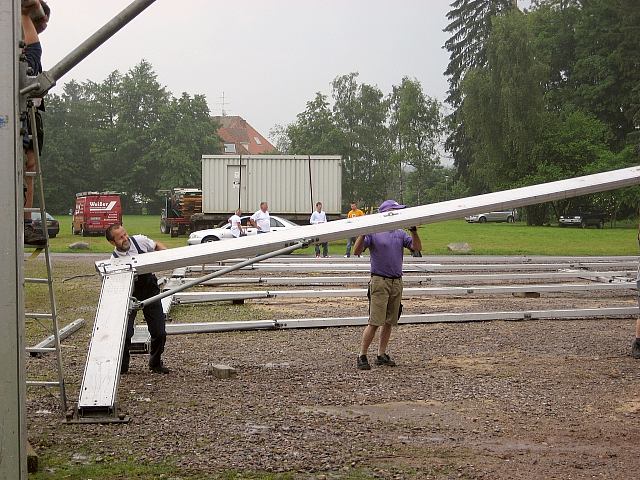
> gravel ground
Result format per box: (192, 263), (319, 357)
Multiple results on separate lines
(25, 256), (640, 479)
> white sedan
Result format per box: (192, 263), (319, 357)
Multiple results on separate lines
(187, 215), (299, 245)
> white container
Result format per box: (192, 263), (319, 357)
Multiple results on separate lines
(201, 155), (342, 217)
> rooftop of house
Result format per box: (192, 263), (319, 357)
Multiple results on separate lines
(213, 115), (276, 155)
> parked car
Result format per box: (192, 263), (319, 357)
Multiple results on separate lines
(31, 212), (60, 238)
(465, 210), (516, 223)
(558, 211), (607, 228)
(187, 215), (299, 245)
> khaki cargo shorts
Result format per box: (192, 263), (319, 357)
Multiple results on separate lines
(368, 275), (403, 327)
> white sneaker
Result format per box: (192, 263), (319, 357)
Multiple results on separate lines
(343, 255), (349, 258)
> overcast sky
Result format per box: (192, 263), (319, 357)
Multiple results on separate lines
(41, 1), (526, 145)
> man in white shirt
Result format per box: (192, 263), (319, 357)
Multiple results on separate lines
(249, 201), (270, 233)
(229, 208), (243, 238)
(310, 201), (329, 258)
(106, 223), (169, 374)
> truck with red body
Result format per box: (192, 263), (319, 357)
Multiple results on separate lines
(72, 192), (122, 236)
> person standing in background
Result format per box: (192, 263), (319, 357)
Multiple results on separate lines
(345, 202), (364, 257)
(249, 202), (270, 233)
(310, 201), (329, 258)
(229, 208), (244, 238)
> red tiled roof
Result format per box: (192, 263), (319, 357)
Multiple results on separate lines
(213, 115), (276, 155)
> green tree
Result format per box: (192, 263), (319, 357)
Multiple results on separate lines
(332, 73), (392, 209)
(286, 93), (341, 155)
(389, 77), (444, 205)
(444, 0), (518, 179)
(462, 10), (546, 191)
(153, 93), (220, 191)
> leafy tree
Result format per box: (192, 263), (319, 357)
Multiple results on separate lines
(331, 74), (393, 209)
(389, 77), (444, 205)
(443, 0), (518, 179)
(461, 10), (546, 192)
(286, 93), (341, 155)
(40, 60), (221, 214)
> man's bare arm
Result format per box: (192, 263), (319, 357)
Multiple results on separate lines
(353, 236), (365, 256)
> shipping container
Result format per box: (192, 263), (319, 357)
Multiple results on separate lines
(193, 155), (342, 229)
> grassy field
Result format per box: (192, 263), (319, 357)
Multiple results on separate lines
(45, 215), (640, 256)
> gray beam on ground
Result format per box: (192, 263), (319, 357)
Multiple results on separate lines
(172, 282), (635, 304)
(188, 261), (637, 273)
(134, 306), (638, 336)
(209, 255), (639, 265)
(199, 271), (635, 287)
(30, 318), (85, 351)
(96, 166), (640, 275)
(0, 0), (26, 477)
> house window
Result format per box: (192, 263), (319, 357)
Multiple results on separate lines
(254, 136), (262, 145)
(224, 143), (236, 153)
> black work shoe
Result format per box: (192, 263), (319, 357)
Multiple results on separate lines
(632, 339), (640, 359)
(149, 364), (170, 374)
(375, 353), (397, 367)
(24, 224), (46, 246)
(357, 355), (371, 370)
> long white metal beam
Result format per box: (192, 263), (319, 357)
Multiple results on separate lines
(198, 271), (635, 286)
(172, 282), (636, 304)
(188, 261), (638, 273)
(134, 306), (639, 335)
(96, 166), (640, 275)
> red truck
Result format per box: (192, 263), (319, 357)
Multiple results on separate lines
(72, 192), (122, 236)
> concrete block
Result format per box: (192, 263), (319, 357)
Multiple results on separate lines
(208, 364), (237, 379)
(447, 242), (471, 253)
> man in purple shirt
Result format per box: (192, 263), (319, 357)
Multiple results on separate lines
(353, 200), (422, 370)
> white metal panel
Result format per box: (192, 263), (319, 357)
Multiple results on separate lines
(201, 155), (342, 215)
(97, 166), (640, 275)
(78, 271), (134, 413)
(0, 1), (26, 476)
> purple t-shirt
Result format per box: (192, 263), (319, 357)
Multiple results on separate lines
(362, 229), (413, 278)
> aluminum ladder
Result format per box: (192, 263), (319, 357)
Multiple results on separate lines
(23, 102), (67, 413)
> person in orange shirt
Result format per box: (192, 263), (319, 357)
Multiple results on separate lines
(344, 202), (364, 257)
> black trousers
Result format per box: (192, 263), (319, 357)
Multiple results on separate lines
(122, 274), (167, 370)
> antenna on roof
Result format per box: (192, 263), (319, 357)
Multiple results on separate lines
(221, 91), (227, 117)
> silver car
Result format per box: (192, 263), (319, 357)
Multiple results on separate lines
(465, 210), (516, 223)
(187, 215), (299, 245)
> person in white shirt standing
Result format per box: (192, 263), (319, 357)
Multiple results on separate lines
(310, 201), (329, 258)
(249, 201), (271, 234)
(229, 208), (243, 238)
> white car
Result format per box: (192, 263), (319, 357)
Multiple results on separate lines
(187, 215), (299, 245)
(464, 210), (516, 223)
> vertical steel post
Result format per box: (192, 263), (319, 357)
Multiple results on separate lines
(0, 0), (27, 478)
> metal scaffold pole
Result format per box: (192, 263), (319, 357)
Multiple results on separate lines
(0, 0), (27, 478)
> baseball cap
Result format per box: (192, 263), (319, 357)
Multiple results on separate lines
(378, 199), (406, 213)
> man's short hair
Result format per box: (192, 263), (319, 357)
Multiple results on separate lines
(316, 202), (322, 207)
(105, 223), (123, 242)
